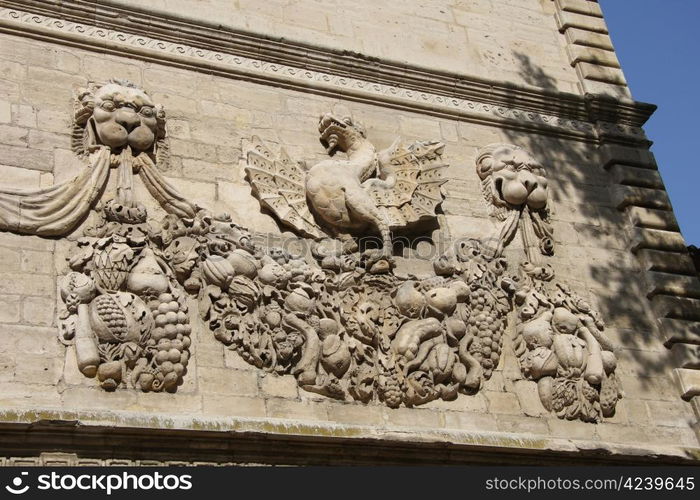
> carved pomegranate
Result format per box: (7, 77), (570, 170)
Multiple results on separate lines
(394, 281), (425, 318)
(89, 292), (153, 343)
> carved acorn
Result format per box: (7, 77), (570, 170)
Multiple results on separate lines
(200, 255), (236, 290)
(394, 281), (425, 318)
(227, 248), (259, 279)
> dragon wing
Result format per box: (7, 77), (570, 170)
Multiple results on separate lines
(367, 140), (448, 228)
(244, 136), (324, 239)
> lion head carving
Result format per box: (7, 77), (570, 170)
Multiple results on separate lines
(72, 79), (168, 167)
(475, 143), (548, 214)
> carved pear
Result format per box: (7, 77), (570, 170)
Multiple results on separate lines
(126, 249), (169, 296)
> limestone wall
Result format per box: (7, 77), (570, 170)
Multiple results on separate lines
(0, 0), (697, 464)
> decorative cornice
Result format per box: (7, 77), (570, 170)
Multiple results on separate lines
(0, 410), (697, 465)
(0, 0), (653, 143)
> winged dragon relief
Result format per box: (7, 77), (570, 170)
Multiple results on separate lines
(244, 105), (447, 272)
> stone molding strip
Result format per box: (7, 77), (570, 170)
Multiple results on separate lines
(0, 410), (697, 465)
(0, 0), (653, 143)
(602, 143), (700, 405)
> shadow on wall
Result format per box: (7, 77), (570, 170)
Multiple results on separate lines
(499, 55), (674, 386)
(513, 51), (558, 93)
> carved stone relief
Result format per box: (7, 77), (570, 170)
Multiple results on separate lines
(475, 143), (553, 262)
(0, 80), (619, 420)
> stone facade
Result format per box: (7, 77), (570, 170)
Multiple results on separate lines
(0, 0), (698, 464)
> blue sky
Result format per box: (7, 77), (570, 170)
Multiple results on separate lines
(600, 1), (700, 245)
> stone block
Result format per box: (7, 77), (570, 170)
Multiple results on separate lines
(383, 407), (443, 429)
(580, 79), (631, 99)
(0, 124), (28, 147)
(202, 394), (266, 418)
(0, 247), (21, 273)
(556, 0), (604, 18)
(21, 296), (55, 327)
(600, 143), (657, 169)
(0, 100), (11, 123)
(266, 398), (330, 422)
(260, 373), (299, 399)
(0, 272), (54, 296)
(21, 249), (54, 274)
(555, 10), (608, 33)
(577, 62), (627, 85)
(0, 144), (53, 172)
(628, 207), (679, 232)
(645, 400), (695, 428)
(565, 28), (614, 50)
(513, 380), (547, 417)
(566, 45), (619, 68)
(611, 185), (671, 211)
(484, 391), (521, 415)
(658, 318), (700, 345)
(670, 343), (700, 369)
(13, 353), (62, 386)
(327, 403), (384, 427)
(0, 295), (20, 323)
(651, 295), (700, 323)
(442, 410), (500, 432)
(646, 272), (700, 300)
(546, 417), (598, 440)
(673, 368), (700, 401)
(630, 228), (687, 253)
(495, 414), (548, 435)
(198, 367), (259, 397)
(609, 164), (664, 189)
(60, 386), (138, 411)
